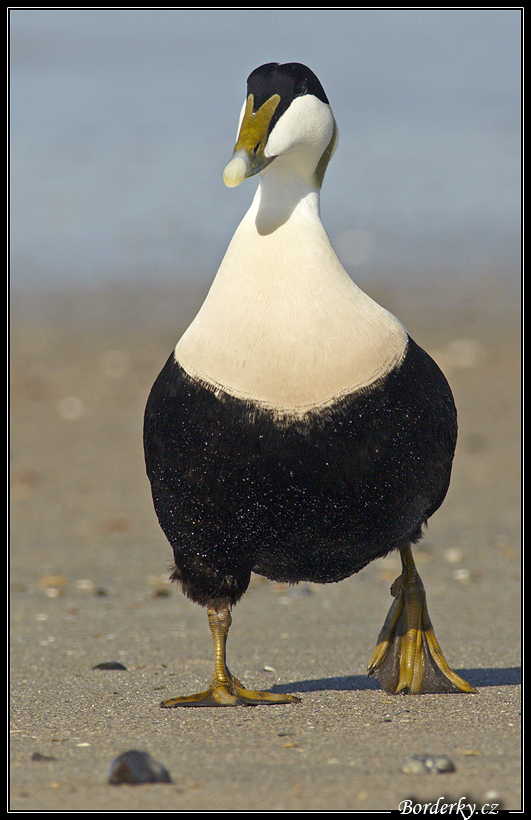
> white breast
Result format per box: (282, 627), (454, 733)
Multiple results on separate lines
(175, 184), (407, 415)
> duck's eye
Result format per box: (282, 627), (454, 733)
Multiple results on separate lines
(294, 80), (308, 97)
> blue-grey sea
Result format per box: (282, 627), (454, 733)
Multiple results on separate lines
(10, 8), (521, 294)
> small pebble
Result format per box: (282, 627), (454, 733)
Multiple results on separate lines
(39, 574), (68, 597)
(92, 661), (128, 671)
(444, 548), (463, 564)
(108, 750), (172, 785)
(401, 754), (456, 775)
(147, 575), (171, 597)
(74, 578), (95, 592)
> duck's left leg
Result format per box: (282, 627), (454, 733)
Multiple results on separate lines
(367, 543), (477, 694)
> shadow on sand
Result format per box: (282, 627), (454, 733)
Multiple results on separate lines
(270, 666), (521, 695)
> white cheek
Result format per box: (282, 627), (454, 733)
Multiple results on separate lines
(265, 96), (334, 158)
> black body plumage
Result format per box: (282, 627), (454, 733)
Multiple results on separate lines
(143, 336), (457, 608)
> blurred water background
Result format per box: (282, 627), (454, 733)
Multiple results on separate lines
(10, 8), (521, 300)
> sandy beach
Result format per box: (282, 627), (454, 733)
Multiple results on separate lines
(10, 277), (521, 811)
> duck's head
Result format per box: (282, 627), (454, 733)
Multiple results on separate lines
(223, 62), (338, 191)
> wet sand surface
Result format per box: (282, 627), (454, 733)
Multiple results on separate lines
(10, 278), (521, 811)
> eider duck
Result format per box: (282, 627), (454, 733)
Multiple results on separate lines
(144, 62), (476, 706)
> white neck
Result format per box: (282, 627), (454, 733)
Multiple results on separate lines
(252, 161), (321, 235)
(175, 167), (407, 415)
